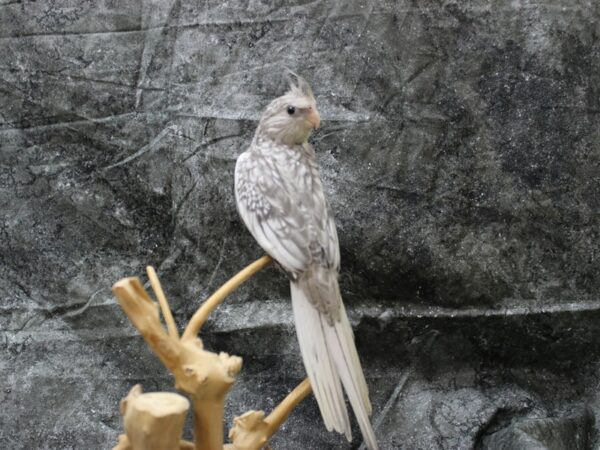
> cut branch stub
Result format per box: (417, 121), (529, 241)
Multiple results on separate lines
(113, 278), (181, 369)
(113, 385), (195, 450)
(122, 385), (190, 450)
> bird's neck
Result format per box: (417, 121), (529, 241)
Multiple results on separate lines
(253, 134), (313, 157)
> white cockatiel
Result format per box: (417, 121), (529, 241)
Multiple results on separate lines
(235, 71), (378, 450)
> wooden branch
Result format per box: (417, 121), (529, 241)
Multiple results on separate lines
(225, 411), (268, 450)
(116, 385), (190, 450)
(112, 256), (314, 450)
(112, 434), (131, 450)
(113, 435), (196, 450)
(182, 255), (272, 341)
(147, 265), (179, 338)
(113, 277), (242, 450)
(265, 378), (312, 435)
(113, 277), (181, 371)
(226, 379), (313, 450)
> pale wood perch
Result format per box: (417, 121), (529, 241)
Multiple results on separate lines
(112, 384), (192, 450)
(225, 379), (313, 450)
(112, 255), (314, 450)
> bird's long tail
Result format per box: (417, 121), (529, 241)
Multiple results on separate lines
(291, 271), (378, 450)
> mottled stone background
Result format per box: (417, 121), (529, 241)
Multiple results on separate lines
(1, 0), (599, 449)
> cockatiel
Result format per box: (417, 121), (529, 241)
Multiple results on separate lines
(235, 71), (378, 450)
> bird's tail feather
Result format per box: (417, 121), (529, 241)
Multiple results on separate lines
(291, 275), (378, 450)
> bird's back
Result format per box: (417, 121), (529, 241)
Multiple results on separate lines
(235, 139), (340, 277)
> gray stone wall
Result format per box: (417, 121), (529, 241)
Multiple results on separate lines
(1, 1), (598, 448)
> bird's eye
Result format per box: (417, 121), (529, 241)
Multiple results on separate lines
(287, 105), (295, 115)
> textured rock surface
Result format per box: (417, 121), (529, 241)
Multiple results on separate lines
(1, 0), (599, 449)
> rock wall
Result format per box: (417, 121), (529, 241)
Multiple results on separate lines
(1, 1), (599, 448)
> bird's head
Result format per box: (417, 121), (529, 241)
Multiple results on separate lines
(257, 71), (320, 146)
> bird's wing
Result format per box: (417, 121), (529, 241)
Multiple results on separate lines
(300, 142), (340, 272)
(235, 149), (312, 274)
(314, 181), (340, 272)
(236, 146), (342, 317)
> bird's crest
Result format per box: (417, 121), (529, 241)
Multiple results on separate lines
(284, 69), (315, 102)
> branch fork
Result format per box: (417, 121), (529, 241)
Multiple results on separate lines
(111, 256), (312, 450)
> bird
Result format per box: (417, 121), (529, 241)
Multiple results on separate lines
(234, 70), (378, 450)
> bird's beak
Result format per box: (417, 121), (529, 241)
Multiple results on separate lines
(307, 107), (321, 130)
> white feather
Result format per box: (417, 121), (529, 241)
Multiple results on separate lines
(291, 279), (379, 450)
(291, 282), (350, 436)
(326, 309), (377, 449)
